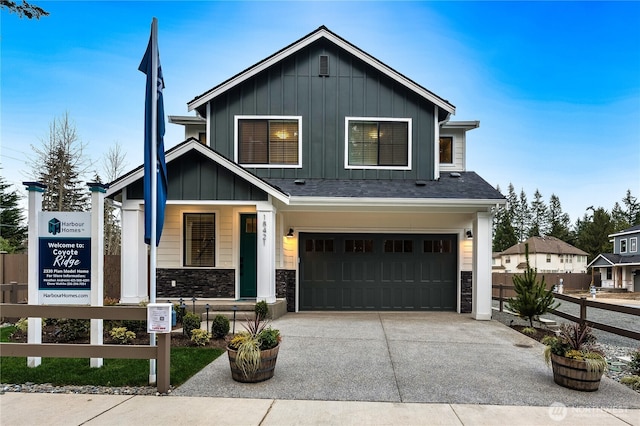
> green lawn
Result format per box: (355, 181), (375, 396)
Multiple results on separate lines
(0, 326), (223, 387)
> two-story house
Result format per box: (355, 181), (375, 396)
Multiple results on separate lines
(496, 236), (588, 274)
(107, 26), (505, 320)
(589, 225), (640, 291)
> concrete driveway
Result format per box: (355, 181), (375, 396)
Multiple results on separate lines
(173, 312), (640, 408)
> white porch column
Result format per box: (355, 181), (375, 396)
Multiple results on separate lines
(472, 211), (492, 320)
(24, 181), (45, 367)
(120, 198), (148, 304)
(89, 183), (107, 368)
(256, 204), (276, 303)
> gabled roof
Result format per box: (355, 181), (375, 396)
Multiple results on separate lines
(587, 253), (640, 268)
(187, 26), (455, 118)
(609, 224), (640, 238)
(501, 236), (588, 256)
(106, 138), (290, 204)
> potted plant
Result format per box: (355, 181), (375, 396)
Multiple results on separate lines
(227, 301), (281, 383)
(542, 322), (607, 391)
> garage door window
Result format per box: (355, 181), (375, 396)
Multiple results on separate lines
(305, 239), (334, 252)
(384, 240), (413, 253)
(345, 239), (374, 253)
(424, 239), (452, 253)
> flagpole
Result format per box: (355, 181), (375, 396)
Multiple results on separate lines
(149, 16), (158, 385)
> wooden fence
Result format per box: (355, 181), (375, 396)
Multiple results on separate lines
(492, 285), (639, 341)
(492, 272), (599, 294)
(0, 254), (121, 302)
(0, 304), (170, 393)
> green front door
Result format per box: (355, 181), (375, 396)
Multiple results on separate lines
(239, 214), (257, 298)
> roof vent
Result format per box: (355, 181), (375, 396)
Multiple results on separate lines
(415, 180), (427, 186)
(449, 172), (461, 178)
(319, 55), (329, 76)
(294, 179), (306, 185)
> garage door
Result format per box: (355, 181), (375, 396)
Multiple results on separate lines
(299, 233), (457, 311)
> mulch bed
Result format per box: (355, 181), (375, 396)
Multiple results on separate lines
(510, 325), (556, 343)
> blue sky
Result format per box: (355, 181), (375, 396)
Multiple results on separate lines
(2, 1), (639, 223)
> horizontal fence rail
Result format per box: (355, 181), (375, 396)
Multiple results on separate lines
(492, 285), (640, 341)
(0, 304), (170, 393)
(0, 282), (27, 304)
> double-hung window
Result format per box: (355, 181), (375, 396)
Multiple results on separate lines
(184, 213), (215, 267)
(439, 136), (453, 164)
(235, 116), (302, 167)
(345, 117), (411, 169)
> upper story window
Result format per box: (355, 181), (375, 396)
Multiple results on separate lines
(345, 117), (411, 169)
(620, 238), (627, 253)
(546, 254), (551, 263)
(439, 136), (453, 164)
(235, 116), (302, 167)
(184, 213), (215, 267)
(630, 237), (637, 253)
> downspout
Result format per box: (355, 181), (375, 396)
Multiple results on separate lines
(435, 105), (452, 180)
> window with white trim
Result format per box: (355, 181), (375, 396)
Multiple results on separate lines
(184, 213), (215, 267)
(345, 117), (411, 168)
(439, 136), (453, 164)
(620, 238), (627, 253)
(631, 237), (637, 253)
(235, 116), (301, 167)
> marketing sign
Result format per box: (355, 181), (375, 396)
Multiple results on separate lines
(38, 212), (91, 305)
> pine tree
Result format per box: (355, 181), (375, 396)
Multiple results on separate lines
(0, 175), (27, 252)
(513, 189), (530, 242)
(547, 194), (571, 242)
(506, 244), (560, 327)
(30, 112), (90, 212)
(574, 207), (614, 262)
(612, 190), (640, 231)
(528, 189), (548, 238)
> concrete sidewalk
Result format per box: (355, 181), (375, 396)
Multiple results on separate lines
(1, 393), (639, 425)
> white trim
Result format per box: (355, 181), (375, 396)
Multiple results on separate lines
(609, 228), (640, 238)
(187, 28), (455, 115)
(206, 103), (211, 148)
(620, 238), (628, 254)
(234, 115), (303, 168)
(631, 237), (638, 253)
(434, 106), (440, 180)
(344, 116), (412, 170)
(106, 139), (290, 205)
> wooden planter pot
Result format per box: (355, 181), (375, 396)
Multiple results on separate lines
(227, 345), (279, 383)
(550, 353), (604, 392)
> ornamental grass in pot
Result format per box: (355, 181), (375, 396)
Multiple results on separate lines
(227, 301), (281, 383)
(542, 322), (607, 392)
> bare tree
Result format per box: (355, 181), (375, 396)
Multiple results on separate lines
(100, 143), (128, 255)
(29, 112), (91, 211)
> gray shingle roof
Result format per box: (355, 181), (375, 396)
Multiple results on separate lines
(501, 236), (588, 256)
(265, 172), (504, 200)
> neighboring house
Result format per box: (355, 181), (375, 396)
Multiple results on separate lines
(497, 236), (588, 274)
(588, 225), (640, 292)
(492, 252), (505, 272)
(107, 26), (505, 319)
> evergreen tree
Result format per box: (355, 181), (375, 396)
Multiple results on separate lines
(506, 244), (560, 328)
(1, 0), (49, 19)
(574, 207), (614, 262)
(493, 206), (518, 252)
(528, 189), (548, 238)
(513, 189), (530, 242)
(30, 112), (90, 212)
(612, 190), (640, 231)
(547, 194), (571, 242)
(0, 175), (27, 252)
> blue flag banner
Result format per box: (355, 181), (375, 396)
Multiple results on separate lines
(139, 23), (168, 247)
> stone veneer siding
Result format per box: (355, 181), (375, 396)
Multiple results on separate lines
(156, 269), (235, 298)
(276, 269), (296, 312)
(460, 271), (472, 313)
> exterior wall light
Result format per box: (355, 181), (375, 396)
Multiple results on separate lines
(286, 228), (294, 238)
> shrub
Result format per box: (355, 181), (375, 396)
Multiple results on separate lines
(182, 312), (201, 338)
(506, 244), (559, 327)
(255, 300), (269, 320)
(542, 323), (607, 373)
(190, 329), (211, 347)
(211, 315), (230, 339)
(621, 375), (640, 390)
(110, 327), (136, 344)
(15, 318), (28, 332)
(57, 319), (90, 342)
(628, 348), (640, 375)
(122, 319), (147, 334)
(521, 327), (536, 336)
(103, 297), (119, 306)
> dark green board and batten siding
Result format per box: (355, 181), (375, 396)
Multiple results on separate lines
(127, 150), (268, 201)
(205, 38), (437, 181)
(299, 233), (457, 311)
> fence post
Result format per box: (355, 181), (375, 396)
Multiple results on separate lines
(579, 297), (587, 325)
(10, 281), (18, 304)
(499, 285), (504, 312)
(156, 333), (170, 394)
